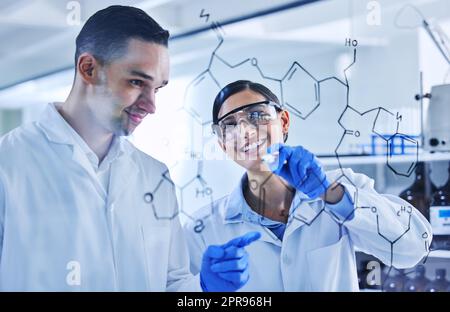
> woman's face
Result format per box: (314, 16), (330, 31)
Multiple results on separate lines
(216, 89), (290, 171)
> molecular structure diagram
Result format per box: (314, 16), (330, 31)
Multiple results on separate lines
(143, 160), (214, 233)
(143, 10), (437, 290)
(182, 13), (322, 126)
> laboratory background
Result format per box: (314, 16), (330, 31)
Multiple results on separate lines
(0, 0), (450, 292)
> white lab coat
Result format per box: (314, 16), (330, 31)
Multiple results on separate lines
(0, 104), (200, 291)
(184, 169), (433, 291)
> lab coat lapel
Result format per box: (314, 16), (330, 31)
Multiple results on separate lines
(258, 225), (282, 246)
(37, 106), (107, 200)
(226, 220), (282, 247)
(223, 187), (282, 246)
(72, 146), (109, 198)
(229, 218), (281, 246)
(285, 197), (325, 239)
(106, 150), (138, 208)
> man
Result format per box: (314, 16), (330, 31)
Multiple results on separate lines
(0, 5), (259, 291)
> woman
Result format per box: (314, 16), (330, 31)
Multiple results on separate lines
(184, 80), (432, 291)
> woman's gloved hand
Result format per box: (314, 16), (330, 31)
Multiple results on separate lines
(265, 143), (330, 199)
(200, 231), (261, 292)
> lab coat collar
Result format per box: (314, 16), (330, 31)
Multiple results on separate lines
(36, 103), (136, 201)
(223, 173), (325, 237)
(37, 103), (126, 156)
(223, 173), (316, 223)
(223, 174), (247, 223)
(37, 103), (77, 146)
(106, 140), (138, 208)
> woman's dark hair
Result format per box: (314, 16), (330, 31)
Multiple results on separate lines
(212, 80), (288, 142)
(75, 5), (169, 67)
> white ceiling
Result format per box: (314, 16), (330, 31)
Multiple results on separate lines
(0, 0), (307, 89)
(0, 0), (448, 90)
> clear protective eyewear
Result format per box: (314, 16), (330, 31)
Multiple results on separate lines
(212, 100), (282, 142)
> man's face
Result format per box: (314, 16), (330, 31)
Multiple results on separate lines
(89, 39), (169, 136)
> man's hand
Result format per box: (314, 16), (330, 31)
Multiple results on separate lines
(200, 231), (261, 292)
(266, 143), (331, 200)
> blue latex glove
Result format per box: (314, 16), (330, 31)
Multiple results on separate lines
(200, 231), (261, 292)
(266, 143), (330, 199)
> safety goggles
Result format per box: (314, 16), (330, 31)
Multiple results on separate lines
(212, 100), (282, 142)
